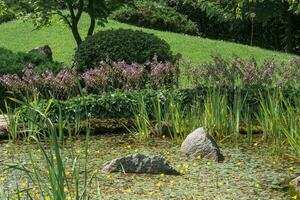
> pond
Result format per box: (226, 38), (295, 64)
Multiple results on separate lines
(0, 134), (299, 199)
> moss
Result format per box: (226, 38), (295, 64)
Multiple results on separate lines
(239, 125), (263, 135)
(79, 118), (134, 134)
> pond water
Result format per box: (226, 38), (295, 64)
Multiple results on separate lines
(0, 135), (299, 199)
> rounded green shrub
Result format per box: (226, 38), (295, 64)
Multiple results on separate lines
(110, 1), (198, 35)
(0, 47), (63, 75)
(74, 29), (174, 72)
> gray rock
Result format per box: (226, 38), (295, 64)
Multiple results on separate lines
(181, 128), (224, 162)
(291, 176), (300, 193)
(102, 153), (180, 175)
(0, 115), (8, 140)
(0, 131), (8, 140)
(29, 45), (53, 61)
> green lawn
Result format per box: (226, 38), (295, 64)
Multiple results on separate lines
(0, 15), (297, 65)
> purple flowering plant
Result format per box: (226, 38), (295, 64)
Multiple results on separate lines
(182, 55), (300, 88)
(0, 66), (78, 99)
(0, 58), (179, 98)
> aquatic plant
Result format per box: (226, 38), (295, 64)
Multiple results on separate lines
(1, 98), (98, 199)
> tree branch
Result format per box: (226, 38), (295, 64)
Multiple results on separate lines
(66, 0), (76, 21)
(54, 11), (72, 28)
(87, 0), (96, 36)
(75, 0), (84, 23)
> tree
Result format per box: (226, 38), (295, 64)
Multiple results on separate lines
(0, 0), (8, 19)
(6, 0), (109, 46)
(236, 0), (300, 53)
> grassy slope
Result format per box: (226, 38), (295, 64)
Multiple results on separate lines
(0, 15), (297, 65)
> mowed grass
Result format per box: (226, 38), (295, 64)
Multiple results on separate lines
(0, 14), (297, 65)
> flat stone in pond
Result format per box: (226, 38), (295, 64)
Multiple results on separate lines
(181, 128), (224, 162)
(102, 153), (180, 175)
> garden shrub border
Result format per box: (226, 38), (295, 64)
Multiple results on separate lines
(110, 0), (199, 35)
(48, 85), (300, 121)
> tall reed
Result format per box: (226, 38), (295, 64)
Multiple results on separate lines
(2, 100), (20, 141)
(1, 98), (99, 199)
(131, 95), (153, 141)
(281, 97), (300, 155)
(203, 89), (231, 140)
(255, 91), (285, 152)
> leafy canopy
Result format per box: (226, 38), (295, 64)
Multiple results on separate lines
(2, 0), (113, 46)
(24, 0), (108, 28)
(236, 0), (300, 20)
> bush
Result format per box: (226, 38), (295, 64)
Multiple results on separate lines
(163, 0), (300, 54)
(48, 89), (197, 120)
(0, 48), (63, 75)
(105, 0), (133, 13)
(46, 85), (300, 121)
(0, 48), (63, 108)
(0, 0), (35, 24)
(110, 1), (198, 35)
(0, 11), (15, 24)
(74, 29), (174, 72)
(162, 0), (241, 39)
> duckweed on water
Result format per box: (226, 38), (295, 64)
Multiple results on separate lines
(0, 135), (299, 199)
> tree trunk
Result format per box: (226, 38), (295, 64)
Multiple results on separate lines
(72, 23), (83, 46)
(87, 0), (96, 36)
(67, 0), (84, 46)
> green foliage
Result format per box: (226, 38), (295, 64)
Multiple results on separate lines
(2, 0), (112, 46)
(2, 97), (99, 199)
(236, 0), (300, 53)
(0, 17), (296, 73)
(256, 90), (300, 154)
(105, 0), (133, 12)
(111, 0), (198, 35)
(236, 0), (300, 19)
(0, 10), (15, 24)
(49, 89), (185, 120)
(0, 0), (13, 23)
(46, 86), (294, 120)
(44, 85), (300, 149)
(0, 0), (36, 24)
(74, 28), (174, 71)
(0, 47), (63, 75)
(0, 47), (63, 109)
(184, 0), (236, 22)
(17, 0), (107, 27)
(165, 0), (300, 54)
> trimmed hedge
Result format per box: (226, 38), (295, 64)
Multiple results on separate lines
(47, 85), (300, 121)
(48, 88), (197, 120)
(74, 29), (174, 72)
(111, 0), (198, 35)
